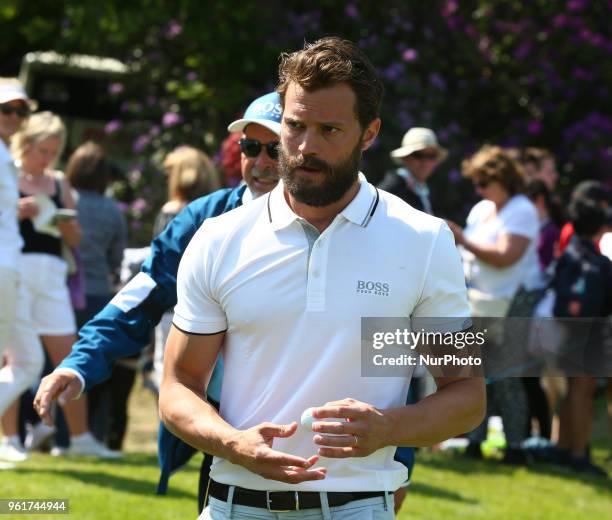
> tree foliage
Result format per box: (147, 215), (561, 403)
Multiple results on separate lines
(2, 0), (610, 243)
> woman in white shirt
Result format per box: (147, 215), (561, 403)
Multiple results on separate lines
(448, 146), (539, 315)
(448, 145), (538, 465)
(3, 112), (118, 458)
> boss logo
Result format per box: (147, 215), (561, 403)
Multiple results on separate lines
(252, 102), (282, 117)
(356, 280), (390, 296)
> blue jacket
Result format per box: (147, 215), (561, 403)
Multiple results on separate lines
(59, 185), (246, 493)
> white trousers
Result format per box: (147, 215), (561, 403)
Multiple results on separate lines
(0, 266), (44, 416)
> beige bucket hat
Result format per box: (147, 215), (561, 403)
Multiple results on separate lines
(390, 127), (448, 164)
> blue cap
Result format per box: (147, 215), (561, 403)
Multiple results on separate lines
(227, 91), (282, 136)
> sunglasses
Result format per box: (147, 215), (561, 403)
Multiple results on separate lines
(411, 151), (438, 161)
(0, 103), (30, 118)
(238, 138), (279, 160)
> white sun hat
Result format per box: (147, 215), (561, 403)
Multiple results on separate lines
(390, 127), (448, 164)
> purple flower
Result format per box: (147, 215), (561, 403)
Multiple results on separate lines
(567, 0), (587, 10)
(442, 0), (458, 17)
(120, 101), (131, 113)
(149, 125), (161, 136)
(162, 112), (183, 127)
(527, 120), (542, 135)
(572, 68), (594, 81)
(146, 95), (157, 106)
(116, 201), (129, 213)
(447, 169), (461, 183)
(381, 62), (406, 82)
(104, 120), (122, 134)
(402, 49), (418, 62)
(552, 14), (568, 28)
(165, 20), (182, 39)
(186, 71), (198, 82)
(130, 220), (143, 231)
(345, 4), (359, 19)
(514, 41), (533, 60)
(133, 135), (150, 153)
(131, 198), (148, 213)
(108, 83), (124, 95)
(429, 73), (446, 90)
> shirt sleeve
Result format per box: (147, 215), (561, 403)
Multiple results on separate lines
(502, 198), (539, 240)
(173, 223), (227, 334)
(412, 222), (472, 332)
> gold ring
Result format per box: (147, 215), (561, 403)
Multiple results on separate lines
(352, 434), (359, 447)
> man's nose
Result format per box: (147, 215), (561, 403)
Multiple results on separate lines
(297, 129), (320, 157)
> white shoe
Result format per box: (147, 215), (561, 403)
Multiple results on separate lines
(0, 461), (17, 470)
(0, 437), (28, 462)
(24, 422), (56, 452)
(67, 433), (122, 459)
(50, 446), (67, 457)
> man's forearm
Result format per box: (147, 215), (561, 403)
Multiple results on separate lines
(159, 379), (240, 463)
(384, 378), (485, 447)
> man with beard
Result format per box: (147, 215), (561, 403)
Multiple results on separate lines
(161, 37), (485, 519)
(34, 92), (281, 507)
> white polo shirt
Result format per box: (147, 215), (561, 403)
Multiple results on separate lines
(0, 139), (23, 271)
(174, 175), (470, 492)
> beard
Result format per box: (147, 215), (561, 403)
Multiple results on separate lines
(278, 139), (363, 207)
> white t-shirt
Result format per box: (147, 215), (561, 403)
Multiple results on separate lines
(174, 177), (470, 492)
(462, 194), (539, 299)
(600, 232), (612, 261)
(0, 139), (23, 271)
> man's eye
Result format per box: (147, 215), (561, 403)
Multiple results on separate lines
(323, 126), (339, 134)
(286, 120), (302, 129)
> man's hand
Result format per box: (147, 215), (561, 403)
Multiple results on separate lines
(310, 398), (391, 458)
(227, 421), (327, 484)
(34, 369), (83, 426)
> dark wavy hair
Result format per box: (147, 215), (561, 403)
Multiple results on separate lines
(277, 37), (384, 129)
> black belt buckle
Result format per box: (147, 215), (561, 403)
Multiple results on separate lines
(266, 491), (300, 512)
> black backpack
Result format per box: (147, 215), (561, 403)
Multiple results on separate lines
(552, 237), (609, 318)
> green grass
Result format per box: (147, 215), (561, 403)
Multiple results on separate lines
(399, 448), (611, 519)
(2, 453), (200, 519)
(2, 386), (610, 519)
(2, 448), (610, 519)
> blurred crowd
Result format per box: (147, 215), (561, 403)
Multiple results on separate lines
(1, 75), (610, 485)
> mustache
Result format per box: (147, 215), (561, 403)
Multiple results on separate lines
(283, 153), (332, 174)
(251, 167), (279, 181)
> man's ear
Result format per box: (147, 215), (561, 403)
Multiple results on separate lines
(361, 118), (381, 151)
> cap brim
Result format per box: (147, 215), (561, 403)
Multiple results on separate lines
(227, 118), (281, 136)
(390, 145), (448, 164)
(0, 94), (37, 110)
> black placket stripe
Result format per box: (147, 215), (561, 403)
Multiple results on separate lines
(361, 187), (380, 227)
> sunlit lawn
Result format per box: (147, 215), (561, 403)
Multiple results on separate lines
(1, 384), (610, 519)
